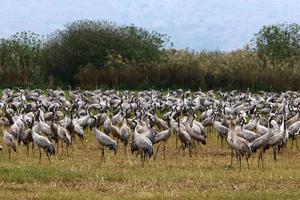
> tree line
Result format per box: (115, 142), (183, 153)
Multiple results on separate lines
(0, 20), (300, 91)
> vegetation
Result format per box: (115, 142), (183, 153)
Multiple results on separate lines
(252, 23), (300, 64)
(40, 20), (168, 86)
(0, 32), (43, 87)
(0, 21), (300, 91)
(1, 129), (300, 199)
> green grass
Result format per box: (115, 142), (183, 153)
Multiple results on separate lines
(0, 128), (300, 199)
(0, 165), (84, 183)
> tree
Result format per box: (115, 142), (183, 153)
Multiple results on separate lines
(252, 23), (300, 64)
(0, 31), (43, 86)
(40, 20), (169, 86)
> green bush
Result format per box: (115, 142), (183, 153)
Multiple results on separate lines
(40, 20), (168, 86)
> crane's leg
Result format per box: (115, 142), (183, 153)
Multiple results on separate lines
(56, 140), (59, 154)
(230, 148), (234, 166)
(175, 133), (178, 150)
(140, 149), (143, 164)
(193, 140), (198, 156)
(66, 143), (69, 157)
(273, 147), (277, 162)
(260, 151), (264, 169)
(47, 152), (51, 164)
(238, 154), (242, 171)
(189, 144), (192, 158)
(103, 148), (106, 162)
(8, 147), (11, 161)
(61, 141), (64, 156)
(296, 137), (299, 149)
(26, 145), (29, 157)
(257, 151), (261, 167)
(145, 152), (148, 163)
(178, 143), (183, 153)
(246, 155), (250, 170)
(39, 148), (42, 164)
(163, 141), (166, 161)
(220, 136), (224, 149)
(154, 142), (162, 160)
(258, 151), (261, 167)
(181, 144), (186, 157)
(291, 138), (294, 149)
(142, 151), (145, 166)
(32, 143), (35, 157)
(99, 147), (102, 162)
(124, 144), (127, 155)
(101, 147), (105, 163)
(140, 149), (144, 166)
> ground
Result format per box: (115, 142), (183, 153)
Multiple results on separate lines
(0, 128), (299, 200)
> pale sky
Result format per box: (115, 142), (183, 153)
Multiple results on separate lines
(1, 0), (300, 51)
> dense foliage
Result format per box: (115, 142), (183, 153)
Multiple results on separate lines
(0, 21), (300, 91)
(0, 32), (43, 87)
(40, 20), (168, 86)
(252, 23), (300, 64)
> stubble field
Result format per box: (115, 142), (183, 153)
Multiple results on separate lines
(0, 128), (300, 200)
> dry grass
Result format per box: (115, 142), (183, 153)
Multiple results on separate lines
(0, 129), (300, 199)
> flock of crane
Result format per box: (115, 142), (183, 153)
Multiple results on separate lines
(0, 88), (299, 169)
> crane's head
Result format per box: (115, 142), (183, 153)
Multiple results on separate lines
(268, 114), (275, 128)
(132, 119), (138, 129)
(166, 116), (172, 128)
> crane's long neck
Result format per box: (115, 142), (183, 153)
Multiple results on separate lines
(186, 115), (193, 127)
(169, 118), (177, 133)
(257, 118), (263, 127)
(227, 127), (233, 140)
(93, 127), (99, 138)
(133, 128), (139, 139)
(254, 117), (259, 126)
(31, 125), (39, 139)
(279, 118), (285, 134)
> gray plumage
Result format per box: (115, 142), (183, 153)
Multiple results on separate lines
(287, 121), (300, 137)
(237, 127), (259, 142)
(286, 112), (300, 127)
(93, 127), (117, 153)
(227, 121), (251, 170)
(154, 129), (171, 144)
(249, 127), (272, 153)
(243, 118), (258, 131)
(3, 130), (17, 160)
(32, 125), (55, 163)
(256, 120), (268, 135)
(213, 120), (228, 148)
(3, 130), (17, 152)
(213, 121), (228, 135)
(177, 120), (193, 157)
(120, 122), (131, 147)
(131, 121), (153, 161)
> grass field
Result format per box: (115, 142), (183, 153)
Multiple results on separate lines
(0, 129), (300, 199)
